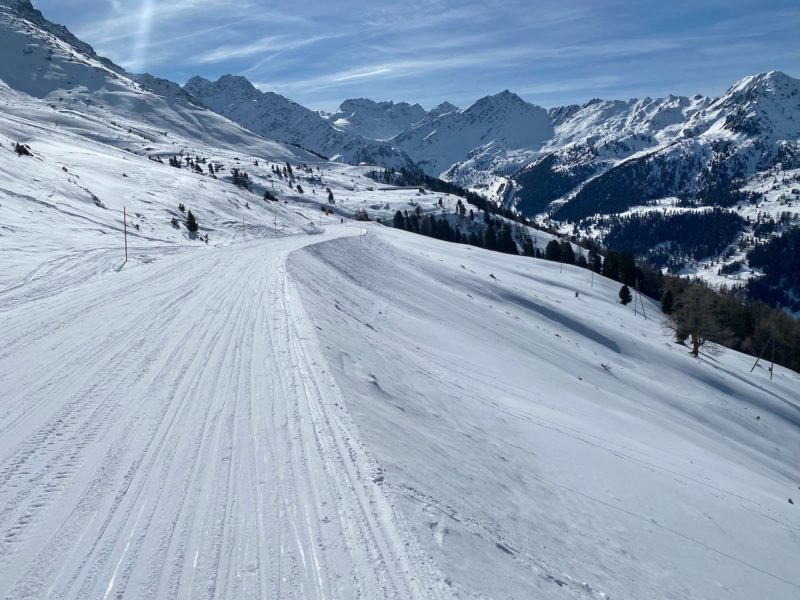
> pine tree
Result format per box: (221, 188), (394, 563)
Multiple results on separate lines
(186, 210), (199, 233)
(522, 237), (535, 257)
(393, 210), (406, 230)
(619, 284), (632, 305)
(483, 223), (497, 250)
(498, 223), (517, 254)
(589, 247), (602, 273)
(661, 289), (674, 314)
(545, 240), (562, 261)
(619, 251), (637, 285)
(602, 251), (621, 280)
(560, 242), (575, 265)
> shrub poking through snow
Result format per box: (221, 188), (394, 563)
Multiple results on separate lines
(619, 284), (632, 305)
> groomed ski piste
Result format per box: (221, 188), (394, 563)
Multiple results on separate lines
(2, 1), (800, 598)
(3, 211), (800, 600)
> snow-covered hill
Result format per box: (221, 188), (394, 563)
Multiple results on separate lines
(0, 0), (469, 303)
(184, 75), (418, 170)
(291, 227), (800, 600)
(512, 94), (714, 215)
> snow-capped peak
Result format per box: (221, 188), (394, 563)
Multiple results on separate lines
(326, 97), (428, 140)
(726, 70), (797, 96)
(184, 75), (262, 110)
(467, 89), (531, 114)
(392, 90), (553, 178)
(690, 70), (800, 139)
(428, 101), (459, 117)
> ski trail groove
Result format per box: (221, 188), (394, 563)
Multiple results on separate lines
(0, 229), (448, 600)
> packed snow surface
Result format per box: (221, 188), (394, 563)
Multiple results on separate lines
(2, 217), (799, 599)
(290, 228), (800, 600)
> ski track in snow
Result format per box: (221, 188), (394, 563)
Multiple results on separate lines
(0, 226), (447, 600)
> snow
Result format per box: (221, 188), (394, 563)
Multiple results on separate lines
(322, 98), (427, 141)
(184, 76), (417, 170)
(394, 90), (554, 179)
(545, 95), (712, 151)
(0, 226), (453, 600)
(290, 227), (800, 600)
(1, 3), (799, 599)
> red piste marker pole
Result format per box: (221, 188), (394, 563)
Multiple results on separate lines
(123, 206), (128, 263)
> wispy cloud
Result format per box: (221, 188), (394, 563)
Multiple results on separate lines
(34, 0), (800, 110)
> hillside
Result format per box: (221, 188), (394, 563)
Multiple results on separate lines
(291, 227), (800, 600)
(3, 216), (799, 599)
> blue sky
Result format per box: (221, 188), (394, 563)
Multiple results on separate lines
(34, 0), (800, 111)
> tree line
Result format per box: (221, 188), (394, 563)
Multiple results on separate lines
(602, 209), (744, 262)
(746, 227), (800, 312)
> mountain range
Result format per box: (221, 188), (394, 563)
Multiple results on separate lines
(184, 71), (800, 217)
(183, 70), (800, 306)
(2, 0), (799, 303)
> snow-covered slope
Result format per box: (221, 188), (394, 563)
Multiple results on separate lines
(184, 75), (418, 169)
(291, 227), (800, 600)
(512, 94), (713, 215)
(548, 94), (712, 149)
(323, 98), (427, 140)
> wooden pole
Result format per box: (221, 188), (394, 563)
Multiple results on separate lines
(636, 278), (647, 320)
(123, 206), (128, 263)
(770, 330), (776, 381)
(750, 335), (773, 373)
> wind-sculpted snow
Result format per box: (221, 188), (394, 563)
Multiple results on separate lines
(290, 227), (800, 600)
